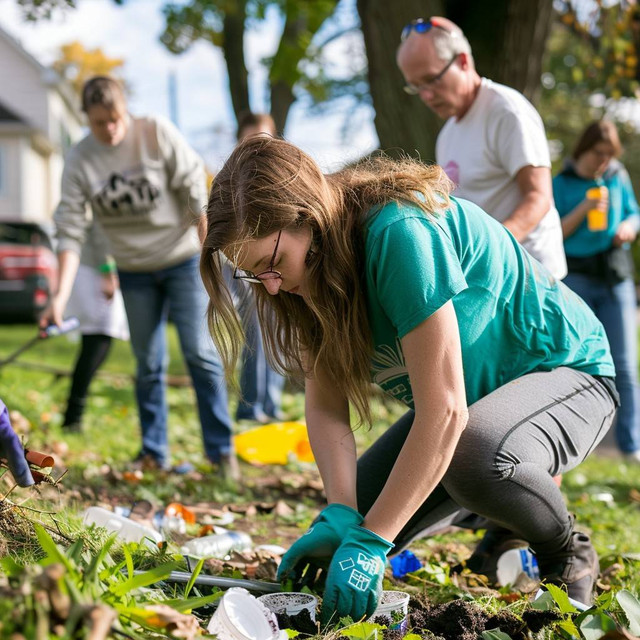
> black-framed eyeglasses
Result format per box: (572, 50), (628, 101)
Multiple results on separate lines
(233, 230), (282, 284)
(400, 17), (450, 42)
(402, 54), (458, 95)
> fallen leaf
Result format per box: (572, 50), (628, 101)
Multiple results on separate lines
(9, 410), (30, 434)
(51, 441), (69, 457)
(629, 489), (640, 503)
(122, 470), (143, 484)
(274, 500), (294, 517)
(144, 604), (200, 639)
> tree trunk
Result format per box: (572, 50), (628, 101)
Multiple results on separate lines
(494, 0), (554, 104)
(357, 0), (444, 161)
(270, 81), (295, 133)
(222, 0), (250, 123)
(447, 0), (553, 103)
(267, 2), (339, 133)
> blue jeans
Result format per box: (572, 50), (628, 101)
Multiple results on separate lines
(236, 303), (285, 420)
(118, 256), (232, 465)
(564, 272), (640, 453)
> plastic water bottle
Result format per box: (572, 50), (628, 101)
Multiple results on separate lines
(181, 531), (252, 559)
(496, 547), (539, 586)
(83, 506), (163, 546)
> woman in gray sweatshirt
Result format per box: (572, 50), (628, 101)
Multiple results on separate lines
(43, 76), (237, 479)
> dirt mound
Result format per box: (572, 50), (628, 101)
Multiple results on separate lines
(408, 596), (561, 640)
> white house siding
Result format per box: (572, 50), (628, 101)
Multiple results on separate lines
(48, 89), (83, 152)
(0, 136), (22, 219)
(0, 36), (49, 134)
(20, 140), (49, 222)
(0, 28), (83, 223)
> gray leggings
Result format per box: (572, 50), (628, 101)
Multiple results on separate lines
(357, 367), (617, 557)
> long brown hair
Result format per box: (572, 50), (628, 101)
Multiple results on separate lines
(201, 137), (452, 424)
(572, 120), (622, 160)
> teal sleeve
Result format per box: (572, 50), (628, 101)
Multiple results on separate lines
(368, 216), (467, 339)
(619, 168), (640, 232)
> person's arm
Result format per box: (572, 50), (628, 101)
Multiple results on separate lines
(156, 117), (208, 223)
(0, 399), (34, 487)
(276, 359), (359, 585)
(614, 168), (640, 247)
(559, 188), (608, 239)
(363, 300), (468, 541)
(304, 366), (357, 509)
(40, 249), (81, 328)
(502, 166), (553, 241)
(41, 153), (88, 327)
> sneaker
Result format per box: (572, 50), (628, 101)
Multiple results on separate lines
(217, 452), (241, 482)
(236, 410), (271, 424)
(61, 421), (82, 433)
(537, 531), (600, 607)
(171, 461), (196, 475)
(458, 526), (528, 583)
(130, 453), (170, 472)
(62, 397), (85, 431)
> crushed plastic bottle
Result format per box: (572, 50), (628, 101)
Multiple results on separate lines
(83, 506), (163, 546)
(496, 547), (539, 586)
(181, 530), (252, 559)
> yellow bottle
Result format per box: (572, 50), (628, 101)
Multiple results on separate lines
(586, 186), (607, 231)
(234, 421), (315, 465)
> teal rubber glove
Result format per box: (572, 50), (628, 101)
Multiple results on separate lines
(277, 504), (363, 584)
(320, 525), (394, 626)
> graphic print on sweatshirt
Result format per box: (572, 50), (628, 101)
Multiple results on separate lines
(91, 168), (162, 219)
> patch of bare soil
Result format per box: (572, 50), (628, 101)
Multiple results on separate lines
(408, 596), (561, 640)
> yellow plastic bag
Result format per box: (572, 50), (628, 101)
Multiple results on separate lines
(234, 422), (315, 465)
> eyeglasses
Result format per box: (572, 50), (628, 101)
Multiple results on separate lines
(403, 54), (458, 95)
(400, 17), (450, 42)
(233, 230), (282, 283)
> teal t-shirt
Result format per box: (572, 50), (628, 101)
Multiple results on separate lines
(363, 197), (614, 409)
(553, 161), (640, 257)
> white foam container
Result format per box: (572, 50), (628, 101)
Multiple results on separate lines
(207, 588), (288, 640)
(257, 592), (318, 621)
(369, 590), (410, 631)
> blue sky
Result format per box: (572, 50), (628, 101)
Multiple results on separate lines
(0, 0), (378, 171)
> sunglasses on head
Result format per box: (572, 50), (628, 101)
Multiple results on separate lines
(400, 17), (451, 42)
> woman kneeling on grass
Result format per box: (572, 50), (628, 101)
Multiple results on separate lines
(200, 137), (618, 624)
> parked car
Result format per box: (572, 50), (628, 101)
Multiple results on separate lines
(0, 221), (58, 322)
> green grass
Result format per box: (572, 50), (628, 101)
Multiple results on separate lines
(1, 323), (640, 639)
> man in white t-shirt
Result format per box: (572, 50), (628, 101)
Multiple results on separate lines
(396, 16), (567, 279)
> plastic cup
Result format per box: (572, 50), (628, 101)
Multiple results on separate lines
(587, 208), (607, 231)
(369, 590), (410, 631)
(257, 592), (318, 621)
(586, 186), (608, 231)
(207, 588), (286, 640)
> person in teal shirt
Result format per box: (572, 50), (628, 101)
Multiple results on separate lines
(200, 137), (618, 622)
(553, 120), (640, 461)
